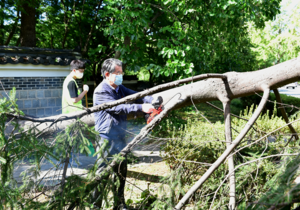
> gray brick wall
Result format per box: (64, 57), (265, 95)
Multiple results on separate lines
(0, 77), (82, 90)
(0, 76), (85, 117)
(0, 89), (64, 117)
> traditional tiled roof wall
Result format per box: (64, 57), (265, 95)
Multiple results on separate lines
(0, 46), (85, 117)
(0, 46), (82, 65)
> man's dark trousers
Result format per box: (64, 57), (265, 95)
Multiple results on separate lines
(93, 136), (127, 210)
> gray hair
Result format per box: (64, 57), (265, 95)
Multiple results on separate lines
(101, 58), (123, 79)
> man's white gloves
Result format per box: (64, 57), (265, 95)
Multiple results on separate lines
(142, 104), (155, 113)
(83, 84), (89, 92)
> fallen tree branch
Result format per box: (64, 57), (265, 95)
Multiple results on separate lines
(175, 87), (270, 210)
(5, 73), (226, 123)
(222, 100), (236, 209)
(6, 58), (300, 137)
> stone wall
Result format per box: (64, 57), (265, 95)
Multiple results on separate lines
(0, 77), (83, 117)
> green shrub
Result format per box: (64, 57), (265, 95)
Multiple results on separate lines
(240, 92), (300, 117)
(159, 103), (300, 209)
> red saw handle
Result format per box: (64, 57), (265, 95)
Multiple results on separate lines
(147, 105), (163, 124)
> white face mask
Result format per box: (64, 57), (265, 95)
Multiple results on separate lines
(74, 70), (83, 79)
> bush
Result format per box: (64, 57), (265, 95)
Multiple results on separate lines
(240, 92), (300, 117)
(159, 103), (300, 209)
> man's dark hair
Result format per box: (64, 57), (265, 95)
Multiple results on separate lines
(101, 58), (123, 79)
(70, 60), (86, 71)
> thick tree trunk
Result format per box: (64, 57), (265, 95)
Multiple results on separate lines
(0, 0), (4, 45)
(20, 0), (38, 47)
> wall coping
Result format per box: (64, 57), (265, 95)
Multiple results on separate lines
(0, 64), (70, 77)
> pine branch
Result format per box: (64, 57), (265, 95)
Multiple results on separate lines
(66, 94), (184, 209)
(209, 153), (299, 209)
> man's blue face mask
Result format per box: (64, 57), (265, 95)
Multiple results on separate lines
(114, 74), (123, 86)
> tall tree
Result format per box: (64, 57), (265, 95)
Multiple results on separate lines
(20, 0), (40, 47)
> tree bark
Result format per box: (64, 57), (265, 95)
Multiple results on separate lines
(0, 0), (4, 45)
(20, 0), (38, 47)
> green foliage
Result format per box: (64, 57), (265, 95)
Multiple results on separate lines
(107, 0), (281, 82)
(151, 167), (186, 210)
(0, 89), (126, 209)
(162, 117), (225, 183)
(131, 189), (158, 209)
(54, 119), (98, 159)
(240, 92), (300, 118)
(246, 155), (300, 210)
(0, 0), (282, 83)
(249, 0), (300, 68)
(0, 88), (56, 209)
(158, 102), (300, 209)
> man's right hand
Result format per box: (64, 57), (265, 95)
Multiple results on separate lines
(83, 84), (89, 92)
(142, 104), (155, 113)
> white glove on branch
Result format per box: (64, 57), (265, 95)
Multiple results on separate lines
(142, 104), (155, 113)
(83, 84), (89, 92)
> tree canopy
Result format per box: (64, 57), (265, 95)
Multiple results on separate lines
(249, 0), (300, 69)
(0, 0), (282, 83)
